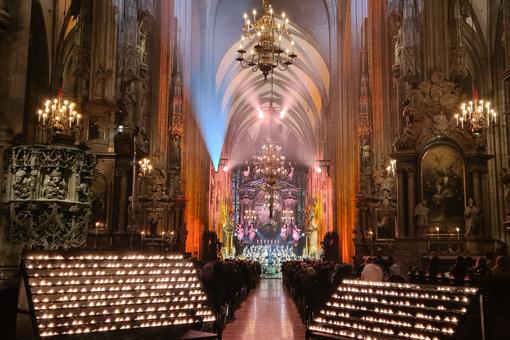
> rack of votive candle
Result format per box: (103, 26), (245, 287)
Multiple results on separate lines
(306, 279), (483, 340)
(21, 251), (216, 339)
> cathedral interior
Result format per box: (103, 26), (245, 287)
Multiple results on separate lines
(1, 0), (510, 339)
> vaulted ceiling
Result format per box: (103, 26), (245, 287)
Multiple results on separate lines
(194, 0), (337, 168)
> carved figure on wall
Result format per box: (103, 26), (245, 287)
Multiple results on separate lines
(137, 20), (148, 67)
(137, 128), (150, 153)
(393, 22), (402, 68)
(92, 66), (112, 100)
(361, 141), (372, 166)
(429, 112), (451, 136)
(42, 169), (67, 200)
(75, 173), (90, 202)
(373, 163), (396, 208)
(12, 169), (34, 199)
(415, 200), (430, 234)
(121, 82), (137, 125)
(352, 224), (363, 255)
(389, 0), (403, 72)
(169, 136), (181, 168)
(465, 198), (479, 237)
(393, 121), (416, 151)
(175, 223), (188, 252)
(72, 124), (82, 145)
(148, 212), (159, 235)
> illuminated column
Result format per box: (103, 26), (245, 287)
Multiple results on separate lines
(406, 166), (416, 237)
(480, 167), (491, 237)
(472, 166), (481, 208)
(396, 168), (406, 238)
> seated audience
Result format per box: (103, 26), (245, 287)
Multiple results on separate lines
(449, 256), (468, 281)
(468, 257), (490, 279)
(491, 255), (508, 276)
(361, 257), (384, 282)
(486, 252), (495, 268)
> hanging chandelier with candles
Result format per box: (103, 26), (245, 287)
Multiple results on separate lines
(236, 0), (297, 80)
(454, 99), (496, 136)
(254, 142), (287, 186)
(37, 90), (81, 133)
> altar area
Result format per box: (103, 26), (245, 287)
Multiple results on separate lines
(233, 223), (306, 278)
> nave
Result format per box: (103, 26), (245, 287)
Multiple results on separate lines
(222, 279), (305, 340)
(3, 0), (510, 339)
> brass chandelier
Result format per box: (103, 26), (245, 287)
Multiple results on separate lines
(236, 0), (297, 80)
(455, 99), (496, 136)
(37, 90), (81, 133)
(254, 142), (287, 187)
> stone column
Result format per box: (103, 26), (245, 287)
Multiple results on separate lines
(472, 167), (481, 207)
(396, 169), (406, 238)
(480, 169), (491, 238)
(116, 167), (130, 234)
(407, 167), (416, 237)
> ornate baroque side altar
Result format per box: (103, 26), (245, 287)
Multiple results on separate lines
(1, 144), (97, 249)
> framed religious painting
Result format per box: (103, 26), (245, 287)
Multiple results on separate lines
(87, 115), (107, 142)
(420, 145), (465, 233)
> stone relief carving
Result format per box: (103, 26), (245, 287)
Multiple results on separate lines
(404, 72), (462, 116)
(41, 169), (67, 200)
(400, 0), (422, 81)
(372, 162), (396, 209)
(394, 72), (464, 151)
(121, 81), (137, 125)
(2, 145), (97, 249)
(12, 169), (35, 199)
(92, 65), (112, 101)
(429, 112), (451, 136)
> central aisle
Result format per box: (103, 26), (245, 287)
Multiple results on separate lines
(222, 279), (306, 340)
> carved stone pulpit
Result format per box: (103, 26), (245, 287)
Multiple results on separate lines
(1, 145), (97, 249)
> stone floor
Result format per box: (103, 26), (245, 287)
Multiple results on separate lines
(222, 279), (306, 340)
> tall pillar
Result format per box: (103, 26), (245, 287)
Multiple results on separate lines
(407, 167), (416, 237)
(480, 169), (491, 238)
(396, 169), (406, 238)
(116, 166), (130, 234)
(472, 167), (481, 207)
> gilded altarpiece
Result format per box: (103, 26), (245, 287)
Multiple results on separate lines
(392, 72), (492, 245)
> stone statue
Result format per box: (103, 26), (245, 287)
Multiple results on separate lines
(464, 198), (479, 237)
(12, 169), (36, 199)
(176, 223), (188, 252)
(121, 82), (137, 125)
(42, 169), (67, 200)
(92, 66), (111, 100)
(222, 217), (235, 258)
(361, 141), (372, 165)
(169, 136), (181, 168)
(75, 173), (90, 202)
(352, 224), (363, 255)
(137, 21), (148, 66)
(415, 200), (430, 234)
(148, 213), (158, 235)
(430, 112), (450, 136)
